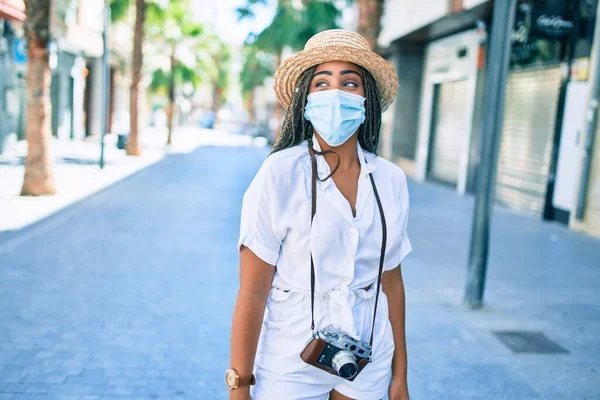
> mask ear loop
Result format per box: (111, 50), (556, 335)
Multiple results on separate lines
(309, 139), (340, 181)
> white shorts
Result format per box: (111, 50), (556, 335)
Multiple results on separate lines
(251, 286), (395, 400)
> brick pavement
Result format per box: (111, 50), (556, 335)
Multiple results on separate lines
(0, 143), (599, 399)
(0, 145), (260, 399)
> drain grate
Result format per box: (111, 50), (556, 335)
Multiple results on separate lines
(493, 331), (569, 354)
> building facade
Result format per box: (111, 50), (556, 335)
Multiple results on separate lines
(0, 0), (26, 155)
(380, 0), (600, 238)
(49, 0), (105, 141)
(0, 0), (132, 156)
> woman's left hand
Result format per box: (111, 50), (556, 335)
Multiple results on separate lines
(388, 376), (409, 400)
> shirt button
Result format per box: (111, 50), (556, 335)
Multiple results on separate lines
(344, 257), (352, 264)
(350, 227), (357, 234)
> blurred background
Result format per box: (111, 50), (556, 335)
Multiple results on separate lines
(0, 0), (599, 399)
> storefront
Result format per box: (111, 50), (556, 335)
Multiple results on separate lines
(0, 0), (26, 155)
(496, 0), (597, 220)
(50, 50), (88, 140)
(416, 28), (484, 193)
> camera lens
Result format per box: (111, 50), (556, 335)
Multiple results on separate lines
(339, 363), (358, 379)
(331, 350), (358, 379)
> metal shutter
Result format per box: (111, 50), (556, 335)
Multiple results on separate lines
(495, 67), (562, 216)
(428, 80), (469, 185)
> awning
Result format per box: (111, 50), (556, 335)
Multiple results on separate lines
(0, 0), (26, 22)
(386, 1), (493, 50)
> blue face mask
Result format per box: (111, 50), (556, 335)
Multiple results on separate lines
(304, 89), (366, 147)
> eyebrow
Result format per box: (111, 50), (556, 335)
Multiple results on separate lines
(312, 69), (362, 79)
(341, 70), (362, 77)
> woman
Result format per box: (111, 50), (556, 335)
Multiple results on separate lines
(227, 29), (411, 400)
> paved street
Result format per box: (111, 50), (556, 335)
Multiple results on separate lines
(0, 140), (599, 399)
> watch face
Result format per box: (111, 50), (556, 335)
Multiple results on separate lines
(224, 369), (237, 390)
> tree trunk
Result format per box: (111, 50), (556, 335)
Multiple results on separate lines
(166, 55), (176, 146)
(243, 90), (255, 122)
(21, 11), (56, 196)
(126, 0), (146, 156)
(211, 85), (224, 113)
(357, 0), (384, 51)
(211, 51), (223, 113)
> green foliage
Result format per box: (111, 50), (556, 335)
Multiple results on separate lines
(296, 0), (341, 45)
(240, 45), (274, 95)
(237, 0), (341, 96)
(146, 0), (231, 103)
(149, 68), (169, 93)
(109, 0), (231, 109)
(241, 0), (340, 54)
(235, 0), (268, 20)
(213, 42), (231, 91)
(252, 5), (299, 55)
(110, 0), (131, 22)
(149, 61), (201, 93)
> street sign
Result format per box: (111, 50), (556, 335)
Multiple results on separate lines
(13, 38), (27, 64)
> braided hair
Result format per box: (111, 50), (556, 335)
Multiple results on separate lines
(271, 65), (383, 154)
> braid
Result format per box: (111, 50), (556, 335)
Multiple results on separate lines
(358, 67), (382, 155)
(272, 66), (317, 153)
(271, 65), (382, 155)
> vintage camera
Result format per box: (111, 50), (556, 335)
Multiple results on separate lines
(300, 325), (372, 380)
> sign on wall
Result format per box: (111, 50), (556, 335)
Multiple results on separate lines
(12, 37), (26, 64)
(510, 0), (576, 66)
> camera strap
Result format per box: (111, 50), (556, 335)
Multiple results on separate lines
(308, 146), (387, 347)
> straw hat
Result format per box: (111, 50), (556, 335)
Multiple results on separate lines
(273, 29), (399, 112)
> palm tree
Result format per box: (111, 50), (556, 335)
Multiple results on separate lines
(357, 0), (384, 50)
(146, 0), (211, 145)
(21, 0), (56, 196)
(148, 61), (202, 144)
(127, 0), (146, 155)
(240, 45), (274, 121)
(110, 0), (154, 155)
(209, 41), (231, 114)
(239, 0), (341, 62)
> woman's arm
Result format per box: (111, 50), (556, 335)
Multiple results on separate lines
(382, 264), (409, 399)
(229, 246), (275, 400)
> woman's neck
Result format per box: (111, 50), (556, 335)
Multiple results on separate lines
(313, 133), (360, 172)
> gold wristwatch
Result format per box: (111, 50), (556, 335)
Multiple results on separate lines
(224, 368), (256, 390)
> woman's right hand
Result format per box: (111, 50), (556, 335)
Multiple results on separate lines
(229, 387), (251, 400)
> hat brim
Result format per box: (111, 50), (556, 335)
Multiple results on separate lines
(274, 46), (399, 112)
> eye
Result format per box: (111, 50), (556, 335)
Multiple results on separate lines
(344, 81), (359, 88)
(315, 80), (328, 88)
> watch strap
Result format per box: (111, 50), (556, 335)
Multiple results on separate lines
(237, 374), (256, 387)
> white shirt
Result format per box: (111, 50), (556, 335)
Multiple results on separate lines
(238, 138), (411, 337)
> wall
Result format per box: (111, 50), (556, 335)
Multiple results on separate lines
(568, 0), (600, 237)
(463, 0), (490, 10)
(392, 47), (424, 164)
(570, 57), (600, 237)
(379, 0), (450, 47)
(571, 118), (600, 238)
(52, 0), (104, 58)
